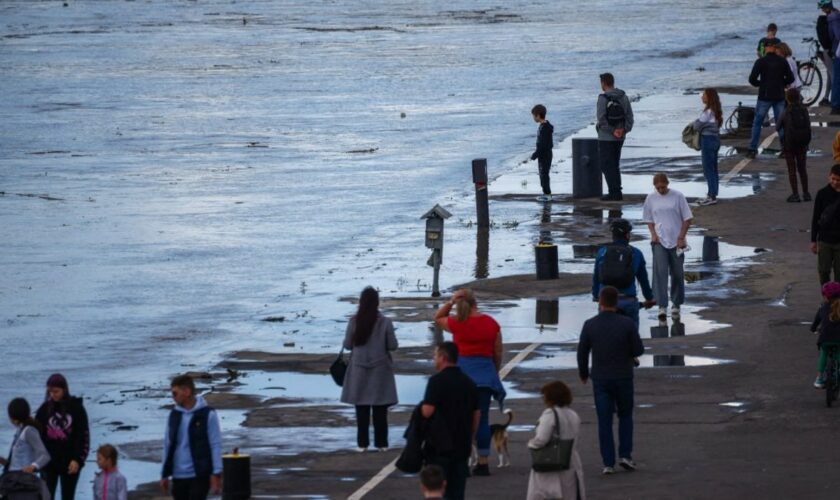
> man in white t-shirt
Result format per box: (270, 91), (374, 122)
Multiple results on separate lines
(642, 173), (693, 318)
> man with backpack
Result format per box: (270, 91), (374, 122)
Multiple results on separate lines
(810, 164), (840, 284)
(746, 40), (794, 158)
(592, 219), (655, 327)
(596, 73), (634, 201)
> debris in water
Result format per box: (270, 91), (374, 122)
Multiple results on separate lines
(263, 316), (286, 322)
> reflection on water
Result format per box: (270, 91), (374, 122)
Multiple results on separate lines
(539, 201), (553, 244)
(702, 236), (719, 262)
(535, 299), (559, 326)
(650, 318), (685, 338)
(518, 345), (733, 370)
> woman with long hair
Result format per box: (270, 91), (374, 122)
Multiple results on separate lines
(0, 398), (50, 474)
(527, 381), (586, 500)
(35, 373), (90, 500)
(693, 88), (723, 206)
(340, 286), (398, 451)
(434, 288), (505, 477)
(777, 88), (812, 202)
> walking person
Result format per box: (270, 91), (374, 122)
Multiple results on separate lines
(434, 289), (504, 477)
(746, 39), (794, 158)
(822, 1), (840, 113)
(340, 286), (398, 452)
(526, 381), (586, 500)
(160, 374), (222, 500)
(810, 165), (840, 284)
(93, 444), (128, 500)
(529, 104), (554, 202)
(818, 1), (836, 105)
(421, 342), (480, 500)
(577, 286), (644, 475)
(35, 373), (89, 500)
(592, 218), (655, 327)
(642, 173), (693, 318)
(776, 88), (812, 202)
(596, 72), (634, 201)
(811, 282), (840, 388)
(693, 88), (723, 206)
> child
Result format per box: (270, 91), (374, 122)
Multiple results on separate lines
(419, 464), (446, 499)
(757, 23), (780, 58)
(93, 444), (128, 500)
(812, 281), (840, 388)
(776, 43), (802, 89)
(529, 104), (554, 202)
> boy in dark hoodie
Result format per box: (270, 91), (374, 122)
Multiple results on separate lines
(35, 373), (90, 500)
(529, 104), (554, 202)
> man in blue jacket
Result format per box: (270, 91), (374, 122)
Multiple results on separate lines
(160, 374), (223, 500)
(577, 286), (645, 475)
(593, 219), (655, 326)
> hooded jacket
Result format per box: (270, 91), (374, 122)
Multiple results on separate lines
(35, 396), (90, 471)
(748, 53), (794, 101)
(160, 395), (222, 479)
(596, 88), (634, 142)
(93, 468), (128, 500)
(531, 121), (554, 163)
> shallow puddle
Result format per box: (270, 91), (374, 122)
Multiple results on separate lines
(517, 344), (732, 370)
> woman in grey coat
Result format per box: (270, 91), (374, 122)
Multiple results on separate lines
(340, 287), (398, 451)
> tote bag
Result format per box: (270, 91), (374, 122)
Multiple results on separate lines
(530, 408), (574, 472)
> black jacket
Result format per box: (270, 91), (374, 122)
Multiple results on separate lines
(816, 303), (840, 346)
(531, 121), (554, 163)
(748, 53), (794, 101)
(811, 184), (840, 244)
(577, 311), (644, 380)
(35, 396), (90, 470)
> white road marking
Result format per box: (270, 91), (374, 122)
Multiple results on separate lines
(347, 341), (543, 499)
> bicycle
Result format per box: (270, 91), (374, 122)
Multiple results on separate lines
(823, 344), (840, 408)
(797, 37), (826, 106)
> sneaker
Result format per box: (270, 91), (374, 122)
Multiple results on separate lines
(377, 447), (388, 452)
(658, 306), (667, 318)
(602, 466), (616, 475)
(472, 463), (490, 476)
(705, 197), (718, 205)
(814, 376), (826, 389)
(786, 193), (801, 203)
(803, 192), (812, 202)
(694, 197), (710, 206)
(745, 149), (757, 159)
(618, 457), (637, 471)
(536, 194), (552, 202)
(672, 305), (681, 317)
(355, 447), (367, 452)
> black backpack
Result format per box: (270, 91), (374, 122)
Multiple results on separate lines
(783, 106), (812, 149)
(599, 244), (635, 289)
(603, 94), (626, 127)
(818, 15), (832, 51)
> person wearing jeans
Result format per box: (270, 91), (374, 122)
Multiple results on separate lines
(577, 286), (644, 475)
(693, 89), (723, 206)
(822, 1), (840, 112)
(643, 173), (693, 318)
(747, 41), (793, 157)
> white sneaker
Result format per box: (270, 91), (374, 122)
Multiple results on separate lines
(618, 457), (637, 471)
(602, 466), (616, 475)
(536, 194), (552, 202)
(694, 197), (710, 206)
(355, 447), (367, 453)
(377, 447), (388, 452)
(658, 306), (667, 318)
(672, 305), (681, 316)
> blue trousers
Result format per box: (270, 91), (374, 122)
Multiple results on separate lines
(617, 297), (641, 328)
(832, 57), (840, 108)
(749, 99), (785, 151)
(476, 388), (493, 456)
(593, 378), (635, 467)
(700, 134), (720, 198)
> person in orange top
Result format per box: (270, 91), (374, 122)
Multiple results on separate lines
(435, 288), (505, 477)
(833, 131), (840, 164)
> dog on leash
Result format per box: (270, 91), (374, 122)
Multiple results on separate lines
(469, 408), (514, 468)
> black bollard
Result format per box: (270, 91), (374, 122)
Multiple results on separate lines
(572, 138), (603, 199)
(472, 159), (490, 228)
(534, 243), (559, 280)
(474, 227), (489, 279)
(223, 451), (251, 500)
(702, 236), (719, 262)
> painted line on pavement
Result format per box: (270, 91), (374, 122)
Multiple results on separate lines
(347, 341), (543, 499)
(721, 132), (778, 184)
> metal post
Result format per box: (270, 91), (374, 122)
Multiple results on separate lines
(474, 227), (489, 279)
(431, 249), (441, 297)
(472, 159), (490, 228)
(572, 138), (603, 198)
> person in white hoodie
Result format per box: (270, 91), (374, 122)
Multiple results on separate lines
(160, 375), (222, 500)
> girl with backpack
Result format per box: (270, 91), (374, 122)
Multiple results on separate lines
(776, 88), (812, 202)
(692, 88), (723, 206)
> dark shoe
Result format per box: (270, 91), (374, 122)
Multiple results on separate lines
(803, 192), (812, 202)
(600, 194), (615, 201)
(786, 193), (801, 203)
(820, 98), (832, 107)
(472, 463), (490, 476)
(831, 107), (840, 115)
(745, 149), (757, 159)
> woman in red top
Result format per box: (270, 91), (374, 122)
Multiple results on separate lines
(435, 288), (504, 476)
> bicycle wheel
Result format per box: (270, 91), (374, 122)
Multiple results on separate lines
(798, 61), (823, 106)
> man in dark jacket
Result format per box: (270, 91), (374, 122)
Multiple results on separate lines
(421, 342), (479, 500)
(810, 164), (840, 284)
(817, 1), (835, 105)
(596, 73), (634, 201)
(592, 219), (655, 327)
(577, 286), (644, 475)
(821, 1), (840, 112)
(529, 104), (554, 202)
(746, 40), (794, 158)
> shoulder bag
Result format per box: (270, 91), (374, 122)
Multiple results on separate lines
(682, 123), (701, 151)
(329, 348), (347, 387)
(530, 407), (574, 472)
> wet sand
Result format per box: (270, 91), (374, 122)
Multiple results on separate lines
(125, 98), (840, 498)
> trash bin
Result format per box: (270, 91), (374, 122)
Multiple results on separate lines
(535, 243), (559, 280)
(736, 103), (755, 130)
(223, 451), (251, 500)
(572, 138), (602, 199)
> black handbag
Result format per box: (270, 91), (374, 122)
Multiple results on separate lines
(530, 408), (574, 472)
(329, 348), (347, 387)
